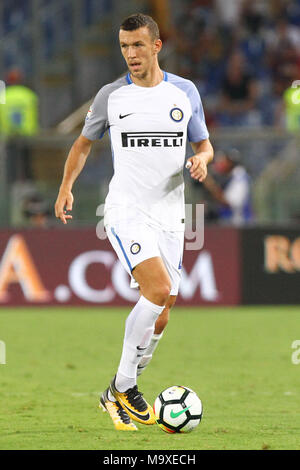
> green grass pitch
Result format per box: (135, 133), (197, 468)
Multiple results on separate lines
(0, 306), (299, 450)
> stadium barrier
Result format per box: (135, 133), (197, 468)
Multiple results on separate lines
(0, 227), (299, 306)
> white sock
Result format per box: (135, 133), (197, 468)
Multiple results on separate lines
(137, 332), (163, 376)
(115, 296), (165, 392)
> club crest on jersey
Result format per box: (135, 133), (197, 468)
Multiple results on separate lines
(170, 107), (184, 122)
(130, 243), (141, 255)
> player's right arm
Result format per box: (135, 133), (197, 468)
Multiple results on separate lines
(55, 81), (113, 224)
(55, 134), (93, 224)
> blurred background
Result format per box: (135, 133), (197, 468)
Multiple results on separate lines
(0, 0), (300, 306)
(0, 0), (300, 229)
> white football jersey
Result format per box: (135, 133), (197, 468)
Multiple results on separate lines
(82, 71), (209, 231)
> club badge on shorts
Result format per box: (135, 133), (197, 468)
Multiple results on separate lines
(170, 107), (184, 122)
(130, 242), (141, 254)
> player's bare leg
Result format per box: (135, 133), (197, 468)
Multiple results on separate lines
(137, 295), (177, 377)
(132, 256), (172, 306)
(154, 295), (177, 334)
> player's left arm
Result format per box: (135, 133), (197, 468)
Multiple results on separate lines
(187, 139), (214, 182)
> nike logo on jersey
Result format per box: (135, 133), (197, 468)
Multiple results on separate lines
(119, 113), (134, 119)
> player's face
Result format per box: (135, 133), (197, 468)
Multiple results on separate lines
(119, 27), (162, 79)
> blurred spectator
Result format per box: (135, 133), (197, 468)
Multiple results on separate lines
(283, 82), (300, 132)
(0, 67), (39, 136)
(22, 193), (51, 228)
(239, 1), (269, 76)
(266, 16), (300, 53)
(174, 1), (213, 82)
(150, 0), (173, 42)
(265, 15), (300, 128)
(267, 18), (300, 94)
(285, 0), (300, 26)
(3, 0), (31, 34)
(173, 0), (300, 128)
(0, 67), (39, 185)
(216, 50), (260, 126)
(202, 148), (253, 226)
(215, 0), (244, 27)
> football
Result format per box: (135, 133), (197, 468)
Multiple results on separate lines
(153, 385), (203, 433)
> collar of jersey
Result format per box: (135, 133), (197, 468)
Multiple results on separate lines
(126, 71), (168, 86)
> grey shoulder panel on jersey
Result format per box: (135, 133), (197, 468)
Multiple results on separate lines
(166, 72), (209, 142)
(166, 72), (196, 95)
(82, 75), (129, 141)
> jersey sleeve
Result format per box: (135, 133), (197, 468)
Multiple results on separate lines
(81, 85), (110, 141)
(186, 82), (209, 143)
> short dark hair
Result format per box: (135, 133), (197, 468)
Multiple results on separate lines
(120, 13), (160, 40)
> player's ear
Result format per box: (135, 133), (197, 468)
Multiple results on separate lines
(154, 39), (162, 54)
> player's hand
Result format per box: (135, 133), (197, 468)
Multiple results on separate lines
(186, 155), (208, 182)
(55, 187), (74, 224)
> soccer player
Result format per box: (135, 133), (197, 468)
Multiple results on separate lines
(55, 13), (213, 431)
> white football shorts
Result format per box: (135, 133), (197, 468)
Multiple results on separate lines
(105, 220), (184, 296)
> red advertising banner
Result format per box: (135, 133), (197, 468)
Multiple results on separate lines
(0, 228), (241, 306)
